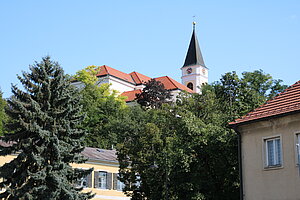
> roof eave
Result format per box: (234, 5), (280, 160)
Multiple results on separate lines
(229, 109), (300, 129)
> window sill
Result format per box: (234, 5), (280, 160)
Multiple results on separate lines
(263, 165), (283, 171)
(94, 188), (110, 190)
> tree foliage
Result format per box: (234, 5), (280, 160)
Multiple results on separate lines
(0, 57), (93, 200)
(0, 90), (8, 136)
(117, 69), (287, 200)
(74, 66), (127, 149)
(136, 79), (172, 109)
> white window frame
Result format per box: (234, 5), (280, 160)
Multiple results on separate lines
(295, 132), (300, 166)
(98, 171), (108, 189)
(116, 179), (125, 191)
(263, 135), (283, 168)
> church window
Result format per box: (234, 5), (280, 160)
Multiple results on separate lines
(187, 82), (193, 90)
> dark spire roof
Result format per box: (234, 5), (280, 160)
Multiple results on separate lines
(183, 24), (206, 68)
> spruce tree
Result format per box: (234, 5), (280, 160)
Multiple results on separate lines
(0, 57), (93, 200)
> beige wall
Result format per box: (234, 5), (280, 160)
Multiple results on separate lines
(238, 112), (300, 200)
(0, 156), (129, 200)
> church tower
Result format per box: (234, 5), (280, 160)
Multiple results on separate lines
(181, 22), (208, 93)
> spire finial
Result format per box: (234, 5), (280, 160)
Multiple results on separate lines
(192, 16), (196, 30)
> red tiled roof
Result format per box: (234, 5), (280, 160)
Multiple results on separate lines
(96, 65), (135, 84)
(230, 80), (300, 126)
(120, 89), (142, 102)
(129, 71), (151, 85)
(154, 76), (194, 93)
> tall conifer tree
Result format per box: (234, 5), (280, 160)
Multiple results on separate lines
(0, 57), (93, 200)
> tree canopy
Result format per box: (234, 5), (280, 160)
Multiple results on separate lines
(117, 69), (287, 200)
(0, 57), (93, 200)
(136, 79), (172, 109)
(0, 90), (8, 136)
(74, 66), (128, 149)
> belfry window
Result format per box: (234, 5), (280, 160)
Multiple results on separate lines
(187, 82), (193, 90)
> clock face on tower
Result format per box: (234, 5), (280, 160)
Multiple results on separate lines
(187, 68), (192, 74)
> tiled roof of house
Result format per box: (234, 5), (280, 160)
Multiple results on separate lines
(81, 147), (117, 162)
(154, 76), (194, 93)
(0, 140), (117, 162)
(230, 80), (300, 126)
(120, 89), (142, 102)
(129, 71), (151, 85)
(96, 65), (135, 84)
(0, 140), (16, 147)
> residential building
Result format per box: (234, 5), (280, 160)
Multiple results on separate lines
(230, 80), (300, 200)
(0, 140), (129, 200)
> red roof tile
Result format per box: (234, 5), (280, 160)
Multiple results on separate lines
(129, 71), (151, 85)
(94, 66), (194, 96)
(154, 76), (194, 93)
(230, 80), (300, 126)
(96, 65), (135, 84)
(120, 89), (142, 102)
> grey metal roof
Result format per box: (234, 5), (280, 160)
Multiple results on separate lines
(183, 28), (206, 68)
(0, 140), (117, 163)
(81, 147), (117, 162)
(0, 140), (16, 147)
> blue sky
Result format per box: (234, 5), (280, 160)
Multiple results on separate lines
(0, 0), (299, 98)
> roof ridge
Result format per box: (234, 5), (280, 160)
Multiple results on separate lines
(130, 71), (142, 84)
(102, 65), (109, 74)
(165, 76), (179, 88)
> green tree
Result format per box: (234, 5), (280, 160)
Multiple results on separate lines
(74, 66), (127, 148)
(0, 90), (7, 136)
(173, 69), (287, 199)
(117, 69), (287, 200)
(136, 79), (172, 109)
(0, 57), (93, 200)
(117, 105), (213, 200)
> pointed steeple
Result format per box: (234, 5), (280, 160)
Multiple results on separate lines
(183, 22), (206, 68)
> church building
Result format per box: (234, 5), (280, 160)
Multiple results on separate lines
(72, 23), (208, 102)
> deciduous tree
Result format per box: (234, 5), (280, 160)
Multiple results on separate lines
(0, 90), (7, 136)
(117, 69), (287, 200)
(136, 79), (171, 109)
(74, 66), (127, 148)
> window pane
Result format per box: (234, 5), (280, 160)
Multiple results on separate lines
(99, 172), (107, 189)
(275, 139), (281, 165)
(267, 140), (274, 166)
(117, 180), (125, 191)
(297, 134), (300, 165)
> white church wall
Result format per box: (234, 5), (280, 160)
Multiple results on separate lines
(134, 84), (146, 90)
(170, 90), (182, 102)
(107, 76), (136, 94)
